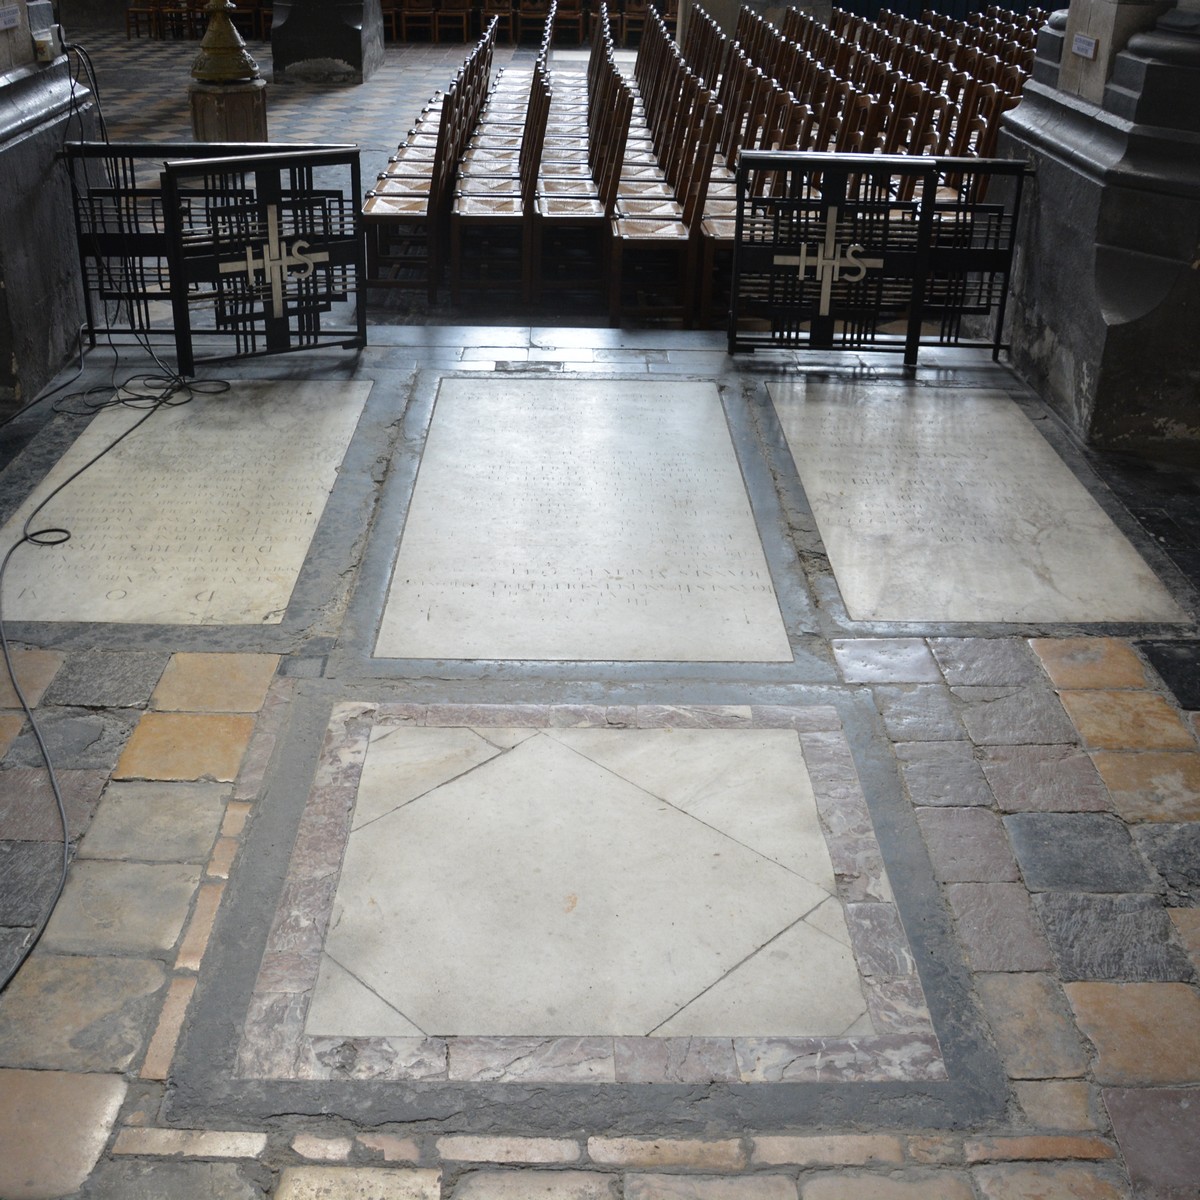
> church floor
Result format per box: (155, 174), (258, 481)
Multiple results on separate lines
(0, 32), (1198, 1200)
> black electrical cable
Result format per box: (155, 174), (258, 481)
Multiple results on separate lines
(0, 370), (230, 996)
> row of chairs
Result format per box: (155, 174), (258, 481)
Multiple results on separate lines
(377, 0), (662, 44)
(125, 0), (270, 39)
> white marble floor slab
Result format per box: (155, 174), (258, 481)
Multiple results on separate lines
(374, 378), (793, 661)
(770, 381), (1188, 624)
(313, 726), (866, 1038)
(0, 382), (370, 625)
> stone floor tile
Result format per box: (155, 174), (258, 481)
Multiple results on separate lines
(77, 781), (227, 861)
(205, 835), (239, 879)
(293, 1134), (354, 1160)
(945, 882), (1055, 972)
(871, 686), (966, 742)
(928, 638), (1042, 686)
(1104, 1086), (1200, 1200)
(1169, 908), (1200, 965)
(0, 648), (64, 709)
(140, 975), (196, 1080)
(914, 807), (1019, 882)
(1058, 690), (1196, 751)
(176, 880), (225, 972)
(1091, 751), (1200, 821)
(0, 713), (23, 757)
(274, 1166), (441, 1199)
(906, 1135), (962, 1165)
(357, 1134), (421, 1162)
(151, 652), (280, 713)
(752, 1134), (904, 1165)
(1030, 638), (1150, 690)
(1034, 892), (1195, 981)
(79, 1160), (270, 1199)
(964, 1135), (1115, 1163)
(801, 1173), (974, 1200)
(975, 973), (1089, 1078)
(895, 742), (993, 806)
(952, 686), (1076, 746)
(1137, 641), (1200, 711)
(0, 954), (166, 1071)
(979, 745), (1111, 813)
(452, 1171), (620, 1199)
(114, 712), (256, 782)
(588, 1138), (745, 1170)
(42, 650), (168, 709)
(113, 1127), (268, 1157)
(42, 860), (201, 954)
(1130, 822), (1200, 903)
(1013, 1081), (1097, 1131)
(0, 1069), (126, 1200)
(831, 639), (941, 683)
(0, 768), (108, 841)
(1065, 981), (1200, 1084)
(6, 708), (137, 772)
(438, 1135), (581, 1163)
(1004, 813), (1154, 892)
(972, 1162), (1129, 1199)
(628, 1176), (797, 1200)
(0, 841), (64, 926)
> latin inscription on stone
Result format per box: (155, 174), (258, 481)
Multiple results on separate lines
(1, 381), (370, 625)
(770, 382), (1188, 623)
(375, 379), (793, 661)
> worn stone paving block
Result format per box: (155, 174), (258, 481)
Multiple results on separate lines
(1091, 751), (1200, 821)
(975, 973), (1088, 1079)
(41, 650), (168, 709)
(151, 653), (280, 713)
(42, 860), (201, 954)
(0, 841), (64, 926)
(292, 1134), (353, 1161)
(588, 1139), (745, 1170)
(1059, 690), (1196, 751)
(895, 742), (993, 806)
(0, 714), (23, 758)
(78, 781), (227, 862)
(113, 1127), (268, 1157)
(1012, 1080), (1097, 1132)
(1066, 981), (1200, 1084)
(1104, 1086), (1200, 1200)
(6, 708), (137, 772)
(1030, 637), (1150, 690)
(628, 1175), (798, 1200)
(945, 882), (1054, 972)
(0, 768), (108, 841)
(831, 639), (940, 683)
(0, 1069), (126, 1200)
(114, 712), (255, 782)
(438, 1136), (580, 1164)
(952, 686), (1076, 746)
(1130, 822), (1200, 903)
(1004, 813), (1154, 892)
(964, 1135), (1115, 1163)
(928, 638), (1042, 686)
(751, 1135), (904, 1166)
(872, 686), (965, 742)
(801, 1173), (974, 1200)
(79, 1160), (270, 1199)
(357, 1134), (421, 1163)
(1170, 908), (1200, 965)
(274, 1166), (442, 1199)
(915, 807), (1019, 882)
(0, 648), (64, 709)
(1034, 892), (1195, 981)
(0, 954), (166, 1071)
(1136, 639), (1200, 710)
(972, 1162), (1129, 1200)
(979, 745), (1110, 813)
(452, 1171), (620, 1199)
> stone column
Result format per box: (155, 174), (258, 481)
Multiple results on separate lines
(999, 0), (1200, 458)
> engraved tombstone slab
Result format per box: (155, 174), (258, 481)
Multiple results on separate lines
(0, 381), (370, 625)
(770, 381), (1188, 624)
(375, 378), (793, 662)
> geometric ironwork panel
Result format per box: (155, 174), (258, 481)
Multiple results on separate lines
(728, 152), (1025, 364)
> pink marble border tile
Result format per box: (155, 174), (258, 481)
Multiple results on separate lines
(235, 704), (941, 1085)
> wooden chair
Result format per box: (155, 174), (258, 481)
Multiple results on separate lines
(126, 0), (162, 37)
(516, 0), (551, 42)
(437, 0), (472, 42)
(399, 0), (437, 41)
(621, 0), (648, 46)
(553, 0), (585, 43)
(480, 0), (512, 41)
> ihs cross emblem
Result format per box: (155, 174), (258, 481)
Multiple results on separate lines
(219, 204), (330, 319)
(774, 205), (883, 316)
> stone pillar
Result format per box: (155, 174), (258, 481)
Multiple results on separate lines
(1000, 0), (1200, 458)
(0, 0), (98, 417)
(271, 0), (384, 85)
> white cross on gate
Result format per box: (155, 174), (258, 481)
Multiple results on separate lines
(773, 205), (884, 316)
(219, 204), (331, 319)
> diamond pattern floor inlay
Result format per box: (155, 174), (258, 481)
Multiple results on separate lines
(238, 704), (942, 1085)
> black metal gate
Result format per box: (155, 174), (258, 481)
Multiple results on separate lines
(68, 142), (366, 375)
(727, 152), (1025, 364)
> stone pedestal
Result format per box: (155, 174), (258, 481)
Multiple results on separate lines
(1000, 2), (1200, 460)
(189, 78), (269, 141)
(271, 0), (385, 85)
